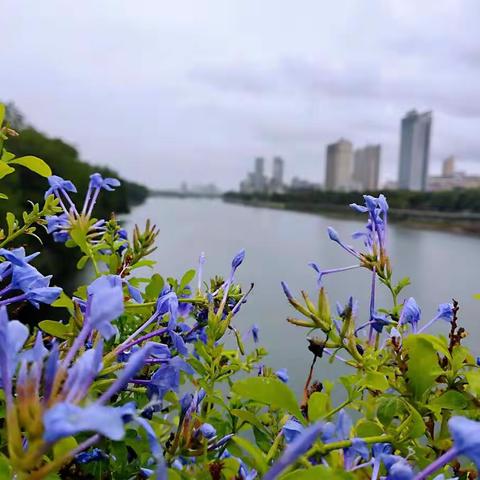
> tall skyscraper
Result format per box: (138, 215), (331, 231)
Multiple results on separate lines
(325, 139), (353, 191)
(253, 157), (266, 192)
(442, 156), (455, 177)
(398, 110), (432, 191)
(271, 156), (284, 191)
(353, 145), (381, 191)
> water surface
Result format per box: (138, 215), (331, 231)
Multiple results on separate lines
(123, 197), (480, 393)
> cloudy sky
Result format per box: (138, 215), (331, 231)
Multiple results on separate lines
(2, 0), (479, 189)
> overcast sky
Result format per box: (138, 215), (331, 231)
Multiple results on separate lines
(2, 0), (479, 189)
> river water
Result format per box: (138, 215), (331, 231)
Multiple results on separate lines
(122, 197), (480, 393)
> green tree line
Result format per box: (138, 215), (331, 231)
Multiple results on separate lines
(225, 187), (480, 213)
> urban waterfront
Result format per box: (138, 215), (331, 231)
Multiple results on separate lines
(123, 196), (480, 393)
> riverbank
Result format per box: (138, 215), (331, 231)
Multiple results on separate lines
(223, 197), (480, 235)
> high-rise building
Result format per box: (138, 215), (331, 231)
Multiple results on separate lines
(325, 139), (353, 191)
(398, 110), (432, 191)
(253, 157), (266, 192)
(353, 145), (381, 191)
(442, 156), (455, 177)
(271, 156), (284, 192)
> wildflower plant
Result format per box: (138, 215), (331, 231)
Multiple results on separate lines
(1, 102), (480, 480)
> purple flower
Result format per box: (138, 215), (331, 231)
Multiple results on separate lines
(75, 448), (107, 464)
(398, 297), (421, 332)
(275, 368), (289, 383)
(264, 422), (323, 480)
(86, 275), (124, 340)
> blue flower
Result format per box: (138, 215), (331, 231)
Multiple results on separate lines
(280, 281), (293, 300)
(46, 214), (70, 243)
(282, 418), (303, 443)
(45, 175), (77, 199)
(418, 302), (455, 334)
(43, 402), (134, 442)
(231, 249), (246, 269)
(275, 368), (289, 383)
(199, 423), (217, 439)
(309, 262), (361, 286)
(63, 341), (103, 403)
(251, 324), (260, 343)
(148, 356), (194, 399)
(264, 422), (323, 480)
(399, 297), (421, 332)
(86, 275), (124, 340)
(89, 173), (121, 191)
(75, 448), (107, 464)
(0, 306), (29, 389)
(449, 416), (480, 469)
(155, 287), (179, 321)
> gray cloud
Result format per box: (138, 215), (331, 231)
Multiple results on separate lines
(1, 0), (480, 188)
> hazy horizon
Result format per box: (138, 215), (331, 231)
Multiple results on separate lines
(2, 0), (479, 190)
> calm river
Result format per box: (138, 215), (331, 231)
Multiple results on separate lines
(122, 197), (480, 393)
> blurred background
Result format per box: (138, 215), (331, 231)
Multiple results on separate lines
(2, 0), (480, 387)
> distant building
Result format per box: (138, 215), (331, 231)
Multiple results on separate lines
(398, 110), (432, 191)
(239, 157), (270, 194)
(325, 138), (353, 191)
(442, 156), (455, 177)
(353, 144), (381, 191)
(428, 157), (480, 191)
(270, 156), (284, 192)
(253, 157), (267, 192)
(290, 177), (321, 191)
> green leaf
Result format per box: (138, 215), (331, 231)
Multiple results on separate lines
(465, 370), (480, 396)
(10, 155), (52, 177)
(145, 273), (164, 300)
(404, 334), (443, 399)
(39, 320), (70, 339)
(53, 436), (78, 459)
(231, 409), (269, 434)
(0, 454), (12, 480)
(377, 396), (403, 426)
(281, 466), (354, 480)
(430, 390), (468, 410)
(231, 436), (268, 474)
(180, 269), (196, 290)
(0, 104), (4, 126)
(355, 419), (384, 437)
(364, 371), (389, 391)
(52, 292), (74, 312)
(308, 392), (329, 421)
(76, 255), (90, 270)
(0, 162), (15, 180)
(0, 193), (8, 200)
(6, 212), (15, 236)
(167, 469), (182, 480)
(232, 377), (303, 421)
